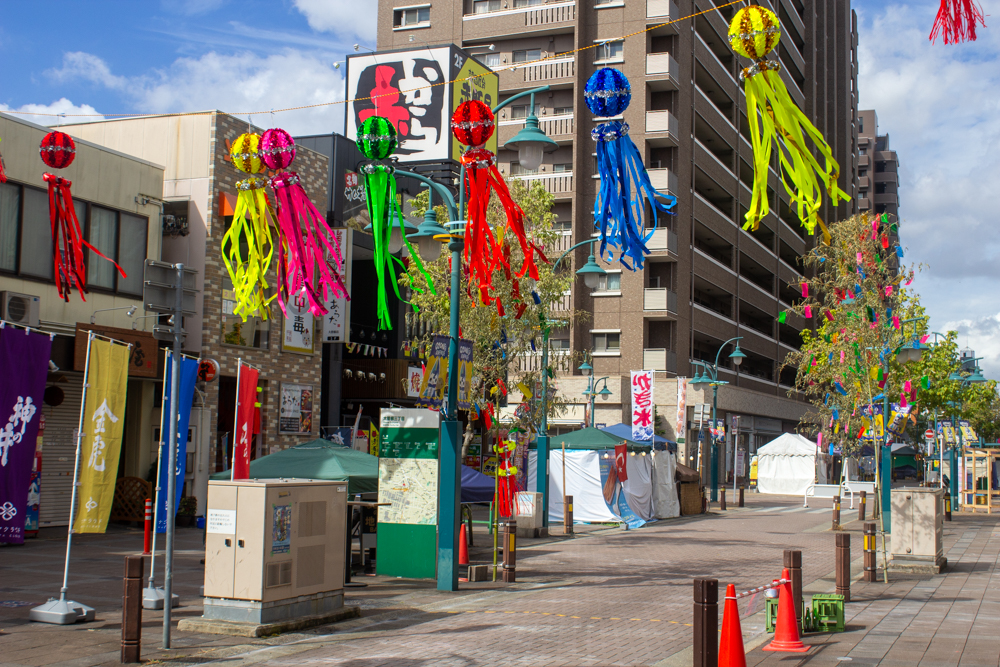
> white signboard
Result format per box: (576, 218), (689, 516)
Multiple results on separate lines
(282, 289), (314, 354)
(323, 227), (353, 343)
(207, 509), (236, 534)
(406, 365), (422, 398)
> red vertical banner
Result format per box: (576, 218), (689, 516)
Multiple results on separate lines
(614, 443), (629, 481)
(231, 363), (259, 480)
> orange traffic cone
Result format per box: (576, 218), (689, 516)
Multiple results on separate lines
(459, 523), (469, 565)
(763, 568), (809, 653)
(719, 584), (747, 667)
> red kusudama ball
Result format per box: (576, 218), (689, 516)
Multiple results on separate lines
(451, 100), (495, 147)
(40, 131), (76, 170)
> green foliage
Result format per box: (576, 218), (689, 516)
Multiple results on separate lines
(404, 179), (582, 435)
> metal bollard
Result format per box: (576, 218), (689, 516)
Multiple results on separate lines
(693, 578), (718, 667)
(502, 520), (517, 583)
(143, 499), (152, 555)
(563, 495), (574, 535)
(122, 555), (144, 663)
(738, 486), (744, 507)
(945, 494), (952, 521)
(859, 490), (867, 522)
(720, 488), (726, 511)
(863, 521), (877, 582)
(832, 495), (841, 531)
(836, 533), (851, 602)
(783, 549), (803, 626)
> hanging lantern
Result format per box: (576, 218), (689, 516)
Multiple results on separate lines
(264, 129), (349, 317)
(930, 0), (986, 44)
(452, 100), (545, 315)
(355, 116), (433, 330)
(222, 132), (275, 320)
(728, 6), (848, 234)
(586, 67), (677, 271)
(39, 131), (124, 301)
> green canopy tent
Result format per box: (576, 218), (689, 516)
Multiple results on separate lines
(210, 439), (377, 494)
(529, 427), (652, 452)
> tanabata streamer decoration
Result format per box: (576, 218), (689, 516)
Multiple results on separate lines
(39, 131), (124, 301)
(586, 67), (677, 270)
(930, 0), (986, 44)
(452, 101), (545, 315)
(223, 132), (275, 320)
(356, 116), (432, 330)
(728, 6), (848, 234)
(495, 438), (521, 518)
(263, 128), (349, 317)
(0, 137), (6, 183)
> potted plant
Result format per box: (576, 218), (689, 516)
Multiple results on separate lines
(176, 496), (198, 527)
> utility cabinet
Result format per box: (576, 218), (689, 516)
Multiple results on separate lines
(889, 487), (946, 574)
(202, 479), (347, 624)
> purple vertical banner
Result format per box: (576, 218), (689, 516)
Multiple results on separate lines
(0, 327), (52, 544)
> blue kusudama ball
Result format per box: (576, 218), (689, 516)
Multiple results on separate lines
(584, 67), (632, 117)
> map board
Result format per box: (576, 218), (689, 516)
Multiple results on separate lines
(377, 408), (440, 578)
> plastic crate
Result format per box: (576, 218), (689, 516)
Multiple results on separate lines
(811, 593), (845, 633)
(765, 597), (779, 632)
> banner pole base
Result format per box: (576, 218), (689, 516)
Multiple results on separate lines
(29, 596), (95, 625)
(142, 585), (180, 610)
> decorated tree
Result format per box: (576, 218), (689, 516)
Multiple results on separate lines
(403, 178), (583, 436)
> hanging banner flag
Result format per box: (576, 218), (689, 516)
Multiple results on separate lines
(418, 335), (449, 408)
(73, 339), (129, 534)
(675, 378), (687, 445)
(938, 420), (957, 446)
(959, 420), (978, 443)
(231, 362), (260, 480)
(0, 328), (52, 545)
(155, 353), (199, 534)
(614, 443), (629, 481)
(631, 370), (654, 441)
(457, 339), (474, 410)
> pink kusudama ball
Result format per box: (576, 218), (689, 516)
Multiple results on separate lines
(260, 128), (296, 170)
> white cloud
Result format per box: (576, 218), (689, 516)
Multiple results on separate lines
(943, 313), (1000, 378)
(292, 0), (377, 43)
(47, 52), (130, 90)
(0, 98), (105, 126)
(857, 2), (1000, 379)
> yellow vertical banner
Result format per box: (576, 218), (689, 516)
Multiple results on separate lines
(73, 339), (130, 534)
(369, 424), (380, 457)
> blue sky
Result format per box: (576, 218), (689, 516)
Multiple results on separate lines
(2, 1), (998, 378)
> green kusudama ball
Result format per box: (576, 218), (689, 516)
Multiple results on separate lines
(357, 117), (397, 159)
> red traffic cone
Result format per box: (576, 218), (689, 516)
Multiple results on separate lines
(763, 568), (809, 653)
(459, 523), (469, 565)
(719, 584), (747, 667)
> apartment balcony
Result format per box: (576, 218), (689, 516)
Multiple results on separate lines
(498, 113), (574, 146)
(873, 169), (898, 184)
(647, 0), (679, 23)
(645, 110), (678, 147)
(510, 171), (573, 199)
(516, 349), (570, 373)
(510, 56), (575, 88)
(857, 197), (871, 210)
(544, 230), (573, 256)
(462, 0), (577, 40)
(551, 290), (572, 312)
(646, 167), (678, 195)
(858, 176), (870, 189)
(858, 154), (870, 168)
(643, 348), (677, 373)
(874, 193), (898, 206)
(643, 287), (678, 317)
(646, 52), (679, 91)
(644, 227), (678, 256)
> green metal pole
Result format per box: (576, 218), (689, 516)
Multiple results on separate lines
(880, 360), (892, 533)
(710, 380), (718, 503)
(952, 410), (962, 508)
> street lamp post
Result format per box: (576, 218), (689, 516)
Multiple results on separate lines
(689, 337), (745, 503)
(946, 358), (987, 510)
(397, 85), (558, 591)
(536, 239), (606, 526)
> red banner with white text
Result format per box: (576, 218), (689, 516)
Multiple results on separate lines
(231, 363), (259, 480)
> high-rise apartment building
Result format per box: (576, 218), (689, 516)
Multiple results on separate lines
(376, 0), (859, 452)
(856, 109), (899, 221)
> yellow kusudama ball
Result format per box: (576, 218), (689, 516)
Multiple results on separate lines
(230, 132), (264, 174)
(728, 5), (781, 60)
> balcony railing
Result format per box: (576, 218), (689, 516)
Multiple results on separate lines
(646, 52), (679, 79)
(520, 57), (575, 83)
(464, 0), (575, 21)
(646, 167), (678, 194)
(499, 114), (574, 140)
(509, 171), (573, 196)
(644, 227), (677, 254)
(516, 349), (571, 373)
(857, 197), (870, 209)
(643, 287), (678, 313)
(647, 0), (679, 20)
(645, 110), (678, 138)
(643, 348), (677, 373)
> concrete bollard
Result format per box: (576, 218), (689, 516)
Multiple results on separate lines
(121, 555), (144, 663)
(502, 520), (517, 583)
(832, 495), (841, 531)
(863, 521), (877, 582)
(945, 494), (952, 521)
(563, 495), (574, 535)
(693, 578), (719, 667)
(859, 490), (867, 522)
(836, 533), (851, 602)
(783, 549), (803, 626)
(738, 486), (745, 507)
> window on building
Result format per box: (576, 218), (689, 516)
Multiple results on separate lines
(513, 0), (543, 6)
(875, 162), (886, 173)
(553, 218), (572, 231)
(595, 273), (622, 292)
(484, 52), (501, 68)
(875, 183), (887, 194)
(858, 168), (867, 177)
(592, 332), (621, 353)
(550, 337), (570, 350)
(473, 0), (501, 13)
(394, 6), (430, 27)
(509, 161), (537, 176)
(552, 163), (572, 173)
(859, 147), (867, 155)
(858, 116), (864, 132)
(595, 40), (624, 62)
(509, 104), (537, 119)
(595, 0), (621, 5)
(553, 106), (573, 115)
(512, 49), (542, 64)
(86, 206), (148, 295)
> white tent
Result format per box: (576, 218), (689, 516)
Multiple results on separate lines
(756, 433), (818, 495)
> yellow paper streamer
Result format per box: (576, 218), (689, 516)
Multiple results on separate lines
(222, 177), (276, 321)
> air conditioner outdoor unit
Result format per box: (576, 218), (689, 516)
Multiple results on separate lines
(1, 292), (41, 327)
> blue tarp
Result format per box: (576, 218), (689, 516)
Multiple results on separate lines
(601, 423), (676, 452)
(461, 464), (495, 502)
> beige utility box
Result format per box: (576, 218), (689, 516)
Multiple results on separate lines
(889, 487), (947, 574)
(515, 492), (546, 538)
(202, 479), (347, 624)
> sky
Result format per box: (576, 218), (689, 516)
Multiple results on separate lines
(1, 1), (997, 378)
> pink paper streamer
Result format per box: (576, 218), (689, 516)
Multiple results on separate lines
(801, 282), (808, 298)
(804, 306), (812, 318)
(840, 351), (845, 363)
(893, 316), (901, 329)
(885, 285), (893, 297)
(904, 380), (912, 393)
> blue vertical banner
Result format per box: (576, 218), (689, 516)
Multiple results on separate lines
(155, 354), (199, 533)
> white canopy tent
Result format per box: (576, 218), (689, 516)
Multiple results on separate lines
(756, 433), (819, 495)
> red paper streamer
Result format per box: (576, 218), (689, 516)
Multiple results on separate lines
(930, 0), (986, 44)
